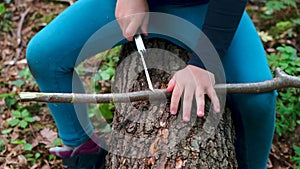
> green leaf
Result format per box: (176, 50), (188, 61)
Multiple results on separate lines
(21, 109), (30, 117)
(102, 124), (112, 133)
(24, 117), (35, 123)
(25, 153), (33, 158)
(100, 71), (110, 81)
(23, 143), (32, 151)
(0, 3), (5, 15)
(12, 111), (22, 118)
(0, 141), (6, 152)
(4, 96), (17, 109)
(265, 0), (286, 11)
(7, 118), (20, 127)
(49, 154), (55, 161)
(283, 0), (297, 7)
(99, 104), (113, 120)
(1, 128), (12, 134)
(292, 19), (300, 25)
(35, 153), (41, 159)
(11, 79), (25, 87)
(92, 73), (102, 82)
(11, 140), (25, 145)
(52, 138), (62, 147)
(19, 120), (28, 128)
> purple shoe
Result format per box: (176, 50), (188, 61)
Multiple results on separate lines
(49, 134), (107, 169)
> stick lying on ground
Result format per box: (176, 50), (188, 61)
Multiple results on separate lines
(19, 68), (300, 103)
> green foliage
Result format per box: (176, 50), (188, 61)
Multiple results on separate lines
(40, 13), (56, 24)
(0, 140), (5, 152)
(260, 0), (300, 40)
(0, 2), (13, 32)
(10, 139), (40, 165)
(11, 140), (32, 151)
(92, 47), (120, 93)
(25, 153), (41, 165)
(80, 47), (120, 132)
(0, 3), (5, 15)
(99, 103), (114, 121)
(291, 145), (300, 168)
(7, 109), (35, 129)
(11, 67), (36, 87)
(265, 0), (297, 14)
(4, 95), (17, 109)
(268, 20), (299, 38)
(52, 138), (62, 147)
(267, 45), (300, 136)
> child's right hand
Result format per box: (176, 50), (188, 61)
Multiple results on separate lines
(115, 0), (149, 41)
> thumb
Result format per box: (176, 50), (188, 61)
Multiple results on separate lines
(124, 16), (143, 41)
(140, 14), (149, 37)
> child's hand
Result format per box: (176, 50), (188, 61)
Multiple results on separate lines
(115, 0), (149, 41)
(167, 65), (220, 122)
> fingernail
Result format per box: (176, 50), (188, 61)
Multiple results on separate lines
(171, 110), (176, 115)
(197, 111), (204, 117)
(215, 107), (220, 113)
(183, 116), (190, 122)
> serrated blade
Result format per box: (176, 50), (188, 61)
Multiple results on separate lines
(134, 34), (154, 91)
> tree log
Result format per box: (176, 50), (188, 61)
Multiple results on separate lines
(106, 39), (237, 168)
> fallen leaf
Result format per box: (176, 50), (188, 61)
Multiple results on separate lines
(18, 154), (27, 166)
(40, 128), (58, 147)
(40, 128), (57, 143)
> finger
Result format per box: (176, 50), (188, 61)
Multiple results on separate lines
(195, 89), (205, 118)
(124, 15), (144, 41)
(141, 14), (149, 37)
(170, 81), (183, 115)
(166, 78), (176, 92)
(182, 87), (194, 122)
(206, 86), (220, 113)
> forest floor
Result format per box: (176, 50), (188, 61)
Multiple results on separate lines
(0, 0), (299, 168)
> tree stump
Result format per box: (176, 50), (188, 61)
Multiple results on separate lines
(106, 39), (237, 168)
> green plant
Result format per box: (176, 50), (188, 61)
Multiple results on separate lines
(0, 2), (13, 32)
(25, 153), (41, 165)
(91, 47), (120, 93)
(267, 45), (300, 136)
(0, 140), (5, 152)
(0, 3), (5, 15)
(7, 109), (35, 129)
(268, 20), (300, 38)
(264, 0), (297, 14)
(11, 67), (36, 87)
(291, 145), (300, 168)
(10, 139), (41, 165)
(11, 139), (32, 151)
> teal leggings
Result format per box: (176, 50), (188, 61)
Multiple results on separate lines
(26, 0), (277, 168)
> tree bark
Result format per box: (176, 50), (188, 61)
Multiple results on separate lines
(106, 39), (237, 168)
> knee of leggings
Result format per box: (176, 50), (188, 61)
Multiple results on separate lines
(26, 34), (55, 75)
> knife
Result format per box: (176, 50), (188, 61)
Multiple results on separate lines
(134, 34), (154, 91)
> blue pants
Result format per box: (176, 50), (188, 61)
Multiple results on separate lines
(26, 0), (277, 168)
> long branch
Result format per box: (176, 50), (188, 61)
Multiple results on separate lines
(19, 68), (300, 103)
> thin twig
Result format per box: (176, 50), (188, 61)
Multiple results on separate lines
(19, 68), (300, 103)
(17, 8), (30, 46)
(54, 0), (74, 5)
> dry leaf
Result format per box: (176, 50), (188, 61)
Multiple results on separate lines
(18, 155), (27, 166)
(40, 128), (58, 147)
